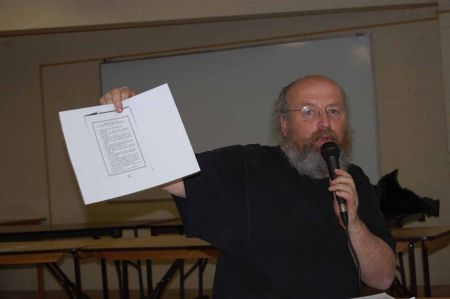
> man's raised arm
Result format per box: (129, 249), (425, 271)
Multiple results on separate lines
(99, 87), (186, 198)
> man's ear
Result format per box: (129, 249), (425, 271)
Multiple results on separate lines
(280, 114), (289, 138)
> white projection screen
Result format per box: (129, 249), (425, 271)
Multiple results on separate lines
(101, 34), (380, 183)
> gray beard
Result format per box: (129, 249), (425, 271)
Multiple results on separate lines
(281, 140), (352, 179)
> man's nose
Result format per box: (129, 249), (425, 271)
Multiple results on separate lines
(318, 111), (331, 128)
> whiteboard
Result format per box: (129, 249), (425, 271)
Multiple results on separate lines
(101, 35), (380, 182)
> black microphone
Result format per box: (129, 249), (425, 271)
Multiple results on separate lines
(321, 141), (348, 227)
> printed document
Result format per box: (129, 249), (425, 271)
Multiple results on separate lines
(59, 84), (200, 204)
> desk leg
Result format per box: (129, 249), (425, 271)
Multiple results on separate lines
(198, 260), (204, 298)
(421, 241), (431, 297)
(146, 260), (153, 295)
(101, 259), (109, 299)
(198, 259), (208, 298)
(37, 264), (45, 299)
(179, 260), (185, 299)
(73, 251), (83, 299)
(152, 260), (183, 299)
(114, 261), (123, 299)
(408, 242), (417, 297)
(133, 228), (145, 298)
(122, 260), (129, 299)
(397, 252), (407, 287)
(137, 260), (144, 298)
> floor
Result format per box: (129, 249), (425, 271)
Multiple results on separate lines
(1, 286), (450, 299)
(0, 289), (210, 299)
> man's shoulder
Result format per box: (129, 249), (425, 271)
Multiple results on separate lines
(199, 144), (280, 156)
(242, 143), (281, 153)
(348, 164), (376, 194)
(348, 163), (364, 174)
(195, 144), (283, 168)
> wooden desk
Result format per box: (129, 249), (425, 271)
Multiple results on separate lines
(0, 218), (183, 242)
(0, 217), (46, 226)
(391, 226), (450, 241)
(0, 252), (63, 299)
(384, 213), (425, 228)
(0, 238), (108, 254)
(0, 218), (184, 299)
(81, 235), (213, 252)
(391, 226), (450, 297)
(141, 219), (184, 235)
(0, 234), (216, 299)
(79, 235), (217, 299)
(0, 237), (113, 299)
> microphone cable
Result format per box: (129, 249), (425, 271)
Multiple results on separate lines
(344, 225), (362, 294)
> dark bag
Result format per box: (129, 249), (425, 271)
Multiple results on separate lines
(375, 169), (440, 217)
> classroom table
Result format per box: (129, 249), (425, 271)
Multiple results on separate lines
(0, 251), (63, 299)
(0, 237), (113, 299)
(0, 217), (47, 226)
(0, 218), (185, 299)
(79, 235), (217, 299)
(0, 218), (183, 242)
(384, 213), (426, 228)
(0, 235), (216, 299)
(391, 225), (450, 297)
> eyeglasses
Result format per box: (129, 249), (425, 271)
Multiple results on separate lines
(282, 105), (345, 121)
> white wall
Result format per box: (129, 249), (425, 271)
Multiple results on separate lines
(0, 0), (437, 33)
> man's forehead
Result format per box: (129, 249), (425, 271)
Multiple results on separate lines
(287, 78), (345, 104)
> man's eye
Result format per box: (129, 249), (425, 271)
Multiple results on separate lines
(304, 108), (316, 116)
(328, 108), (341, 115)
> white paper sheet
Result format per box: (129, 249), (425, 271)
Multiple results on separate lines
(59, 84), (200, 204)
(351, 292), (415, 299)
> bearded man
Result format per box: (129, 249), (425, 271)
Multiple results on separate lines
(101, 75), (395, 299)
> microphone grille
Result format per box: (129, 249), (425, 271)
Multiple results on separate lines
(321, 141), (340, 159)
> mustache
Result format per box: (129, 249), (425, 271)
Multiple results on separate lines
(310, 128), (338, 143)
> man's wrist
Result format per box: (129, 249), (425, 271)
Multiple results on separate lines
(347, 217), (365, 235)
